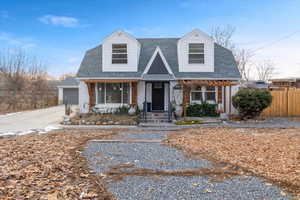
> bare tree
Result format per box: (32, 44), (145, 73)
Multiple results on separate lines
(0, 48), (56, 112)
(255, 60), (276, 81)
(234, 49), (254, 81)
(211, 25), (236, 50)
(211, 25), (254, 81)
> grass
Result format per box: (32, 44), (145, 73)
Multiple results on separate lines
(175, 120), (203, 125)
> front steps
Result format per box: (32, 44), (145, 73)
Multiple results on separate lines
(140, 112), (171, 123)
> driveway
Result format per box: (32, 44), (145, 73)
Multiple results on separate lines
(0, 106), (65, 136)
(85, 129), (292, 200)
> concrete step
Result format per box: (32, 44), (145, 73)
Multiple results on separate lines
(140, 119), (171, 123)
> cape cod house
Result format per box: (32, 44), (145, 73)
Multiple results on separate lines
(76, 29), (240, 121)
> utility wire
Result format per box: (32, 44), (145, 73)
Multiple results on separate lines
(250, 30), (300, 53)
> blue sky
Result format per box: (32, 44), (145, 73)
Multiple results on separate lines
(1, 0), (300, 78)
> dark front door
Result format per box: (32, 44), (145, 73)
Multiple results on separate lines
(152, 82), (164, 111)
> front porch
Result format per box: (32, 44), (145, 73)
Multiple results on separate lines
(80, 79), (239, 123)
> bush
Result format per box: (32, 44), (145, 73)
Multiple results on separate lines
(113, 106), (129, 115)
(186, 102), (219, 117)
(232, 89), (272, 119)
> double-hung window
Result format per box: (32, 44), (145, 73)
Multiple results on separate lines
(190, 86), (216, 103)
(204, 86), (216, 102)
(97, 83), (130, 104)
(188, 43), (204, 64)
(191, 86), (203, 103)
(112, 44), (127, 64)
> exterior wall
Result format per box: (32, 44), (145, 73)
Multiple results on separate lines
(79, 81), (89, 113)
(137, 81), (145, 110)
(177, 30), (214, 72)
(225, 85), (239, 115)
(172, 81), (183, 106)
(58, 88), (63, 105)
(102, 30), (140, 72)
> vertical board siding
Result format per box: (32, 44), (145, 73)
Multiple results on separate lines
(131, 82), (138, 105)
(262, 89), (300, 117)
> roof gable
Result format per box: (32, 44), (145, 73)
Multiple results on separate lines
(143, 46), (173, 75)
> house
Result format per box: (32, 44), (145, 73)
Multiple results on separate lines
(57, 77), (79, 105)
(269, 78), (300, 89)
(76, 29), (241, 120)
(241, 80), (269, 89)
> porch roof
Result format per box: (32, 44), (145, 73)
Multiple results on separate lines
(83, 79), (138, 83)
(180, 80), (237, 87)
(142, 74), (175, 81)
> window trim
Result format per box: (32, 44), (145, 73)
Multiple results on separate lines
(188, 43), (205, 64)
(112, 43), (128, 64)
(96, 82), (131, 105)
(190, 86), (217, 104)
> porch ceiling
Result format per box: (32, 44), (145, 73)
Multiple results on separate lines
(180, 80), (237, 87)
(84, 79), (139, 83)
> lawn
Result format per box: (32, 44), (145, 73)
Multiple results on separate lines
(0, 129), (121, 199)
(164, 127), (300, 197)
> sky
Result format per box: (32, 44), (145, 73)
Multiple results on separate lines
(0, 0), (300, 79)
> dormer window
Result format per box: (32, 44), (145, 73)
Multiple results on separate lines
(188, 43), (204, 64)
(112, 44), (127, 64)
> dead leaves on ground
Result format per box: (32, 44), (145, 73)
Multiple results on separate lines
(0, 129), (121, 200)
(165, 127), (300, 196)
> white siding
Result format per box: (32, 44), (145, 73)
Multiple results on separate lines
(58, 88), (63, 105)
(102, 30), (140, 72)
(137, 81), (145, 109)
(79, 81), (89, 113)
(171, 81), (183, 106)
(177, 29), (214, 72)
(225, 85), (239, 114)
(164, 83), (169, 111)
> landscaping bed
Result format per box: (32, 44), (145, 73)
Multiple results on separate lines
(63, 113), (139, 126)
(164, 127), (300, 197)
(0, 129), (121, 199)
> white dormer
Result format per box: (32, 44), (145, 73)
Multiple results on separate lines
(177, 29), (214, 72)
(102, 30), (140, 72)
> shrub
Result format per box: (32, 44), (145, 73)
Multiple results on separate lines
(186, 102), (219, 117)
(114, 106), (129, 115)
(232, 89), (272, 119)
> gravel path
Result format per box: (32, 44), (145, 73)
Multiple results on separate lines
(84, 129), (293, 200)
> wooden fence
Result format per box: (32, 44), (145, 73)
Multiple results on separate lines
(262, 89), (300, 117)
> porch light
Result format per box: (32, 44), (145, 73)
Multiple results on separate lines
(173, 84), (182, 90)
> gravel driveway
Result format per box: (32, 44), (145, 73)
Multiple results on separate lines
(85, 129), (292, 200)
(0, 106), (65, 136)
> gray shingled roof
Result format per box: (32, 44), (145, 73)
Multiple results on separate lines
(77, 38), (240, 79)
(57, 77), (79, 87)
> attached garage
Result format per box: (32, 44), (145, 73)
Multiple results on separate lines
(63, 88), (79, 105)
(57, 77), (79, 105)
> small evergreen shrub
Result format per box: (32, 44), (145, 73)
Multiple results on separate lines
(186, 102), (219, 117)
(232, 89), (272, 119)
(114, 106), (129, 115)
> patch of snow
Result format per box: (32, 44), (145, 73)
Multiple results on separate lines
(0, 125), (61, 137)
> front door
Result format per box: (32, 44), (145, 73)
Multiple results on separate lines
(152, 82), (164, 111)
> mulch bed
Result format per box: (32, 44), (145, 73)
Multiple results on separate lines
(0, 129), (122, 200)
(164, 127), (300, 197)
(64, 113), (138, 126)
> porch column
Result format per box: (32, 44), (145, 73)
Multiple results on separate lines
(182, 84), (191, 119)
(144, 81), (147, 121)
(131, 82), (137, 105)
(86, 82), (96, 111)
(168, 82), (171, 122)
